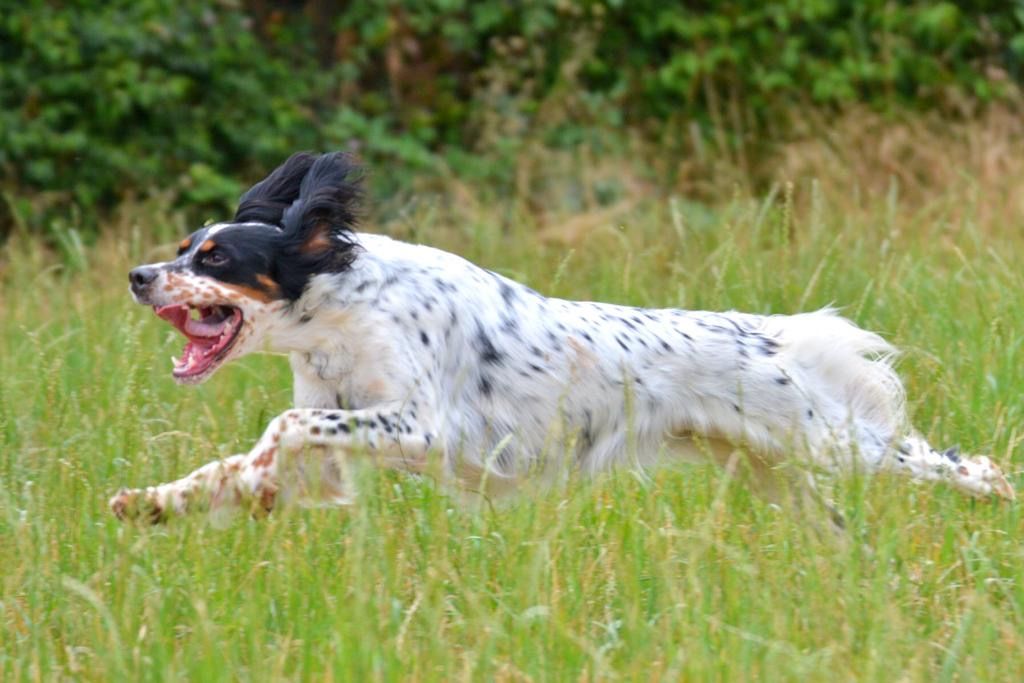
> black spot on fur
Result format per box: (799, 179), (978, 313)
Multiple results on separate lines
(420, 330), (429, 346)
(498, 279), (519, 305)
(475, 327), (503, 364)
(759, 337), (780, 356)
(579, 410), (595, 454)
(479, 376), (493, 396)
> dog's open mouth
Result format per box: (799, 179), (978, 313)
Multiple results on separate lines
(155, 304), (243, 380)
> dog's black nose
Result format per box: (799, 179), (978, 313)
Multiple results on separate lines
(129, 266), (158, 290)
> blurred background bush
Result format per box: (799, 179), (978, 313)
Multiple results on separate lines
(2, 0), (1022, 235)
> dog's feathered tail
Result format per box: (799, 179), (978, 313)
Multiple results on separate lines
(767, 308), (906, 464)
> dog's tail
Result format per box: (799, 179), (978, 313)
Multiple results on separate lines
(781, 308), (904, 442)
(769, 309), (1014, 498)
(723, 307), (907, 468)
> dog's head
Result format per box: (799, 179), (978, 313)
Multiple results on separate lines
(129, 152), (361, 384)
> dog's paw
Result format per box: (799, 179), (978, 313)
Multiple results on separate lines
(109, 488), (168, 524)
(953, 455), (1016, 501)
(109, 488), (140, 520)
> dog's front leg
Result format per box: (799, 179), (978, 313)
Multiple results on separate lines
(109, 407), (434, 522)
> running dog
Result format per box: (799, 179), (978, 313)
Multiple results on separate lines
(110, 152), (1015, 524)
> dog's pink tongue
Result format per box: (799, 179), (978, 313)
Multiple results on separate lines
(155, 304), (189, 330)
(155, 304), (229, 340)
(183, 316), (227, 339)
(172, 315), (240, 378)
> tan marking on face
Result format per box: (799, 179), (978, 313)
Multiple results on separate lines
(217, 282), (278, 304)
(256, 274), (282, 297)
(179, 237), (192, 251)
(199, 239), (217, 252)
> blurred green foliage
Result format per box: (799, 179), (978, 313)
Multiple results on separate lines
(2, 0), (1022, 232)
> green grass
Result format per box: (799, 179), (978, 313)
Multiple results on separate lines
(1, 180), (1023, 681)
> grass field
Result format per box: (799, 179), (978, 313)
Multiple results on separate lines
(2, 154), (1023, 680)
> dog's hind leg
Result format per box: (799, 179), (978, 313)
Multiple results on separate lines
(877, 434), (1014, 500)
(665, 433), (846, 533)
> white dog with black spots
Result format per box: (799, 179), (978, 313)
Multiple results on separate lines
(110, 152), (1015, 527)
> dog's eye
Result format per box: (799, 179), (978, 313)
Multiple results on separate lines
(202, 252), (229, 268)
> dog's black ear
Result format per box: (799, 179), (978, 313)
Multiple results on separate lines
(281, 152), (362, 254)
(267, 153), (362, 298)
(234, 152), (318, 225)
